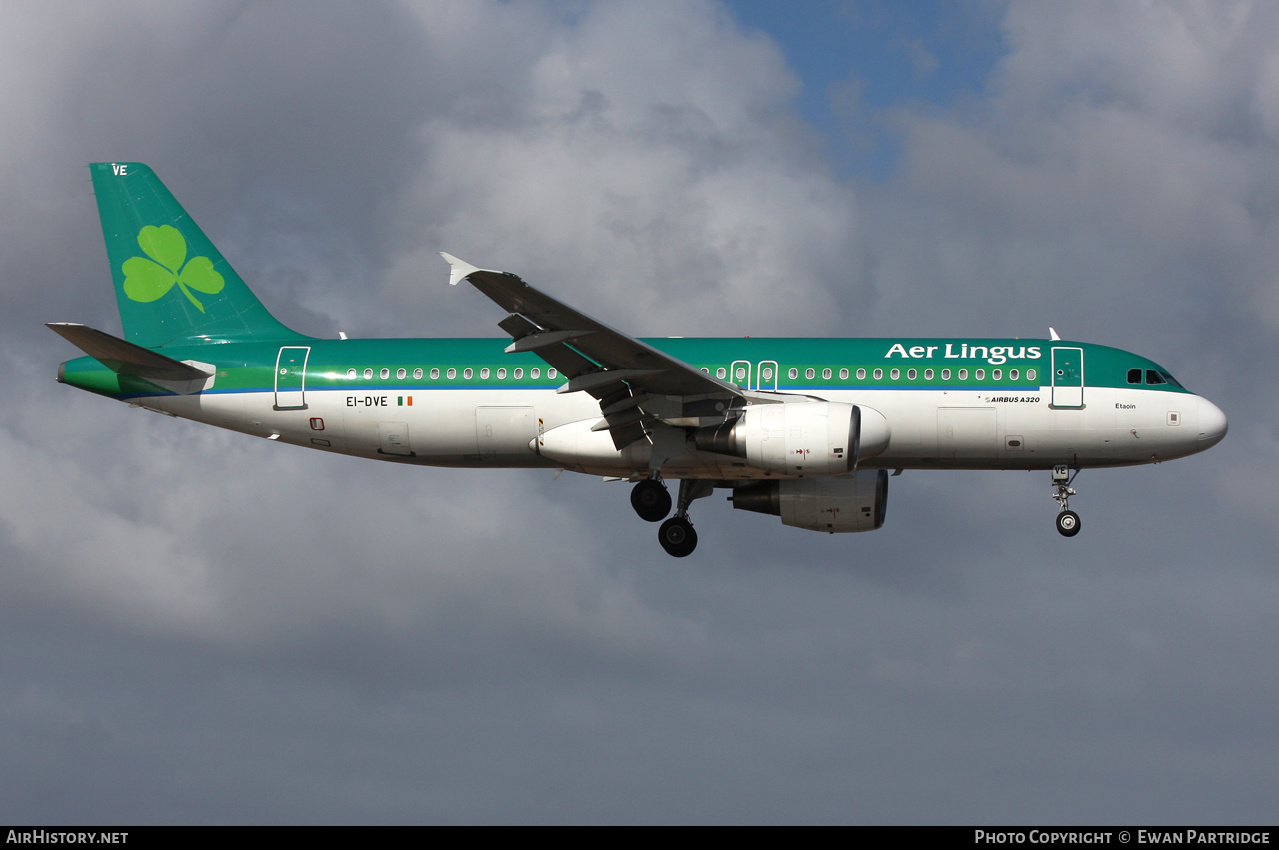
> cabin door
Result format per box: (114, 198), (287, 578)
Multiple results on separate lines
(1051, 347), (1084, 408)
(274, 346), (310, 410)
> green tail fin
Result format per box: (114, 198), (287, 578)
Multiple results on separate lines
(90, 162), (310, 348)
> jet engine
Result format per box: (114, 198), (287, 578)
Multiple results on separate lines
(730, 470), (889, 533)
(695, 402), (890, 476)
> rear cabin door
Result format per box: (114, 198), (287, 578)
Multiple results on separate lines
(274, 346), (310, 410)
(1051, 347), (1084, 408)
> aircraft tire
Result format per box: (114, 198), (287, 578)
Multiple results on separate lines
(658, 517), (698, 557)
(1056, 510), (1081, 537)
(632, 479), (672, 522)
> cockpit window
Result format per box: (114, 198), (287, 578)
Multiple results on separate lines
(1145, 369), (1166, 385)
(1160, 370), (1184, 389)
(1127, 368), (1142, 385)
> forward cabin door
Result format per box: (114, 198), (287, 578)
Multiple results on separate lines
(274, 346), (310, 410)
(1051, 347), (1084, 408)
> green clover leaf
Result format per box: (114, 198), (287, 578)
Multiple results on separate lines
(122, 255), (178, 302)
(137, 225), (186, 273)
(121, 226), (225, 312)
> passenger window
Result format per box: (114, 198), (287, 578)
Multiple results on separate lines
(907, 368), (917, 380)
(958, 369), (968, 380)
(873, 368), (883, 380)
(497, 368), (507, 379)
(839, 368), (849, 380)
(700, 368), (709, 374)
(1146, 370), (1166, 385)
(941, 369), (950, 380)
(822, 368), (832, 379)
(856, 368), (866, 380)
(1010, 369), (1018, 380)
(788, 368), (798, 379)
(976, 369), (985, 380)
(1027, 369), (1037, 381)
(806, 368), (815, 379)
(446, 368), (456, 379)
(924, 369), (933, 380)
(514, 368), (523, 379)
(1128, 368), (1143, 385)
(992, 369), (1001, 380)
(346, 368), (356, 379)
(413, 368), (423, 380)
(531, 368), (540, 379)
(430, 368), (440, 379)
(380, 368), (390, 380)
(890, 368), (900, 380)
(736, 366), (747, 381)
(480, 368), (490, 379)
(463, 368), (473, 379)
(717, 367), (727, 379)
(761, 366), (773, 381)
(364, 368), (373, 380)
(548, 368), (557, 379)
(397, 368), (407, 379)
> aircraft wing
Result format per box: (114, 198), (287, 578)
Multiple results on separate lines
(442, 254), (743, 447)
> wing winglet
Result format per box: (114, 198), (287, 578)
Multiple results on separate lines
(440, 252), (486, 288)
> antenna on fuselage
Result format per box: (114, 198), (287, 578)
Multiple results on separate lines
(1049, 327), (1061, 341)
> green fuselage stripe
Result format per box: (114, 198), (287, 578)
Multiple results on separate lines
(59, 336), (1194, 399)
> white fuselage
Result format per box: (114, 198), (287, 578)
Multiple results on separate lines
(142, 381), (1227, 478)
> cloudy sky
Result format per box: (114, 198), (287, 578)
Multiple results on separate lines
(2, 0), (1276, 824)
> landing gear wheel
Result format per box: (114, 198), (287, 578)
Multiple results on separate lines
(1056, 510), (1081, 537)
(631, 479), (671, 522)
(658, 517), (698, 557)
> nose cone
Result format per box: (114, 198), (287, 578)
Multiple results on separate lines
(1197, 397), (1228, 448)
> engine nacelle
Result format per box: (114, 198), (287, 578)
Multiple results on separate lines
(696, 402), (890, 476)
(730, 470), (889, 533)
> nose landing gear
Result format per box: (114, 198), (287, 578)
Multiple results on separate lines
(1052, 465), (1082, 537)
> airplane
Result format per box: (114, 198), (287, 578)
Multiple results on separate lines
(50, 163), (1228, 557)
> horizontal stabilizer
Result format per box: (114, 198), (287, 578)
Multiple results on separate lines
(47, 323), (213, 381)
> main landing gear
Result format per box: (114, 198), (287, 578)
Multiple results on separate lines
(630, 478), (712, 557)
(631, 477), (672, 522)
(1051, 465), (1081, 537)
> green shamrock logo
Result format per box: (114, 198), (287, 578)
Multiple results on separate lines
(122, 225), (225, 312)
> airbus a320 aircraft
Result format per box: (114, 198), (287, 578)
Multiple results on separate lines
(51, 163), (1228, 556)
